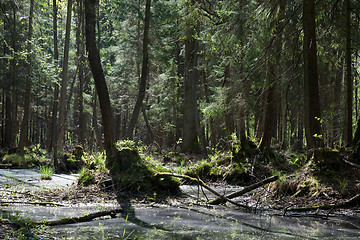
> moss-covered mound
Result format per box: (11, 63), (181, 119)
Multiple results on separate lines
(269, 148), (360, 200)
(107, 146), (180, 195)
(183, 153), (254, 185)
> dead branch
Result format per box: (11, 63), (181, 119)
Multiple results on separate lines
(0, 164), (13, 168)
(208, 175), (279, 205)
(34, 208), (123, 226)
(1, 201), (65, 207)
(155, 172), (249, 209)
(342, 158), (360, 169)
(284, 194), (360, 214)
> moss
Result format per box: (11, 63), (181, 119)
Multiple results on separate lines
(63, 153), (86, 172)
(78, 170), (95, 186)
(73, 145), (84, 161)
(183, 155), (252, 185)
(108, 147), (180, 195)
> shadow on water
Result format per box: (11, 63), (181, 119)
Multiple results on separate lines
(116, 194), (171, 233)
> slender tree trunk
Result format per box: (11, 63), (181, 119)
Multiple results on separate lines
(92, 89), (103, 151)
(76, 0), (86, 145)
(19, 0), (34, 155)
(344, 0), (352, 146)
(47, 0), (59, 153)
(142, 105), (154, 143)
(3, 2), (16, 149)
(57, 0), (73, 147)
(126, 0), (151, 140)
(303, 0), (323, 150)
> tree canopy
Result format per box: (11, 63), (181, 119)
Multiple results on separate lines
(0, 0), (360, 159)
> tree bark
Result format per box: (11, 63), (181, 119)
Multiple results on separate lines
(57, 0), (73, 147)
(303, 0), (323, 150)
(182, 2), (200, 153)
(344, 0), (352, 146)
(47, 0), (59, 153)
(85, 0), (115, 157)
(76, 0), (86, 145)
(126, 0), (151, 140)
(19, 0), (34, 155)
(260, 1), (284, 150)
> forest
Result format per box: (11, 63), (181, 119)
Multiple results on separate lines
(1, 0), (360, 238)
(1, 0), (359, 156)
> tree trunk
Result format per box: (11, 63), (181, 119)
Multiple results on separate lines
(344, 0), (352, 146)
(92, 89), (103, 151)
(126, 0), (151, 140)
(182, 4), (200, 153)
(57, 0), (73, 147)
(19, 0), (34, 155)
(47, 0), (59, 153)
(3, 2), (16, 149)
(76, 0), (86, 145)
(85, 0), (115, 158)
(260, 1), (284, 150)
(303, 0), (323, 150)
(260, 59), (277, 150)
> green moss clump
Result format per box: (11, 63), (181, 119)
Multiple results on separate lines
(63, 153), (86, 172)
(184, 155), (252, 185)
(78, 170), (95, 186)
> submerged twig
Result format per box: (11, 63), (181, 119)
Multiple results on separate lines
(155, 172), (249, 209)
(208, 175), (279, 205)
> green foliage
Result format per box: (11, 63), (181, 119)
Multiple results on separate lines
(62, 153), (86, 173)
(287, 152), (306, 168)
(78, 168), (95, 186)
(39, 165), (54, 180)
(184, 151), (252, 185)
(116, 140), (137, 150)
(24, 145), (49, 166)
(2, 154), (24, 167)
(1, 145), (49, 168)
(83, 151), (107, 172)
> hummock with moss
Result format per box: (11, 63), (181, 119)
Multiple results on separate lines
(106, 142), (180, 195)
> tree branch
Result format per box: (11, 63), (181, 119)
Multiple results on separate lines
(208, 175), (278, 205)
(34, 208), (123, 226)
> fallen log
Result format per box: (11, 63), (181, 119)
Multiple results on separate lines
(155, 172), (249, 209)
(34, 208), (123, 226)
(208, 175), (279, 205)
(1, 201), (65, 207)
(284, 194), (360, 214)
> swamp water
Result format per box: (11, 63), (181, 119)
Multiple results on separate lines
(1, 169), (360, 239)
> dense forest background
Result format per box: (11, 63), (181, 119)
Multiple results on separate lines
(1, 0), (360, 160)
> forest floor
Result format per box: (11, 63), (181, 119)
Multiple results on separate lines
(1, 148), (360, 239)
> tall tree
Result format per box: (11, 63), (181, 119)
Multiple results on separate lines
(48, 0), (60, 154)
(182, 1), (200, 153)
(126, 0), (151, 140)
(3, 0), (17, 149)
(303, 0), (323, 150)
(75, 0), (87, 145)
(18, 0), (34, 155)
(85, 0), (115, 157)
(57, 0), (73, 147)
(344, 0), (352, 146)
